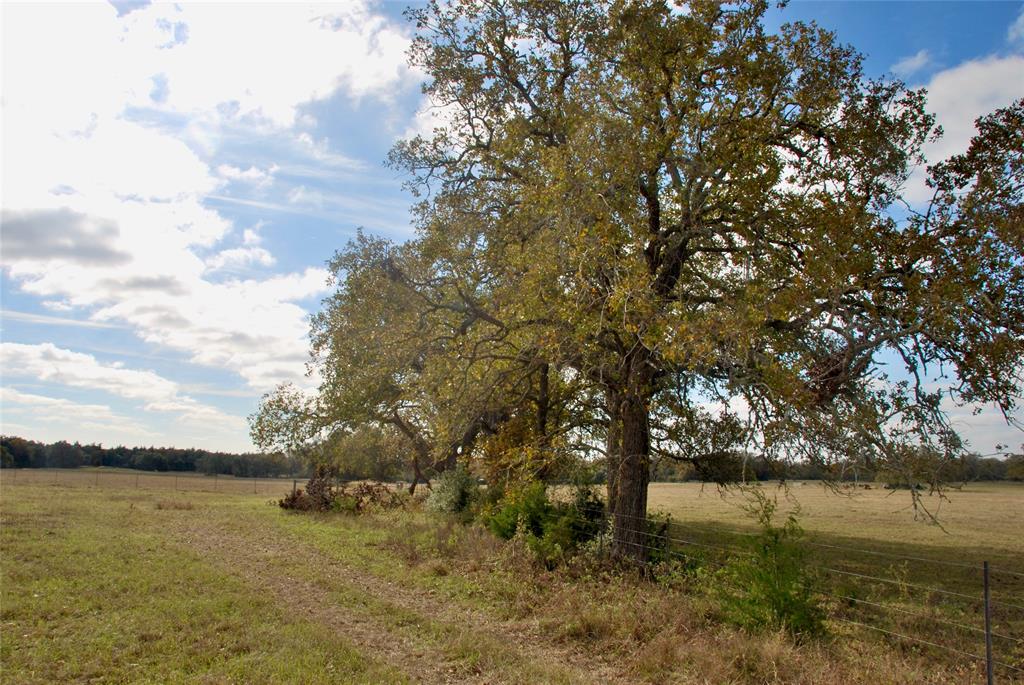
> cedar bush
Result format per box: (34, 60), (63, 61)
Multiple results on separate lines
(716, 491), (824, 639)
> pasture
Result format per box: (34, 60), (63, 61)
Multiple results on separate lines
(1, 472), (1021, 683)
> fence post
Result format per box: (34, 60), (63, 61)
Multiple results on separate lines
(293, 479), (297, 495)
(984, 561), (994, 685)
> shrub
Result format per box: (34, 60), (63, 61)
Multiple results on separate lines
(485, 484), (607, 567)
(426, 466), (478, 514)
(716, 490), (824, 639)
(485, 482), (552, 539)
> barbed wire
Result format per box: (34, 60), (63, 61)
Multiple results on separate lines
(832, 616), (1024, 675)
(605, 522), (1024, 672)
(822, 591), (1022, 645)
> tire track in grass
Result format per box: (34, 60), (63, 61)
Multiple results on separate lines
(166, 519), (469, 684)
(164, 510), (627, 684)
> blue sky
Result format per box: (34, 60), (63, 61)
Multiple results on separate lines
(1, 1), (1022, 454)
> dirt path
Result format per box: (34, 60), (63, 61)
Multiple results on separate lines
(164, 512), (629, 685)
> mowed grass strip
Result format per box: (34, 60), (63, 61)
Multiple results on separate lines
(159, 498), (594, 684)
(0, 485), (405, 685)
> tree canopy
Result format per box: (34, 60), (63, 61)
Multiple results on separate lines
(253, 0), (1023, 559)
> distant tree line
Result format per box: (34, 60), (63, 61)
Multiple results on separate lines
(0, 436), (302, 478)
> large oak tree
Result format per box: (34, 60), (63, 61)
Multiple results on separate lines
(390, 0), (1023, 558)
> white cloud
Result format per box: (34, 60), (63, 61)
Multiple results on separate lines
(205, 246), (276, 271)
(0, 2), (399, 396)
(0, 387), (253, 450)
(891, 49), (932, 78)
(2, 387), (125, 425)
(0, 387), (158, 442)
(287, 185), (326, 208)
(242, 226), (264, 245)
(0, 342), (244, 427)
(217, 164), (277, 187)
(903, 55), (1024, 203)
(294, 132), (368, 170)
(2, 3), (413, 131)
(1009, 6), (1024, 46)
(1, 310), (122, 329)
(402, 95), (468, 142)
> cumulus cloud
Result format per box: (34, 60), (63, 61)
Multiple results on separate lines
(891, 49), (932, 77)
(242, 226), (263, 245)
(2, 3), (414, 131)
(0, 342), (246, 428)
(0, 387), (253, 451)
(903, 55), (1024, 203)
(0, 387), (155, 439)
(204, 246), (276, 272)
(1, 209), (130, 266)
(217, 164), (277, 188)
(1, 387), (123, 424)
(0, 2), (396, 395)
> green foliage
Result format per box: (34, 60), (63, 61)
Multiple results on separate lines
(484, 482), (552, 539)
(0, 434), (296, 475)
(312, 426), (410, 482)
(425, 466), (479, 514)
(484, 484), (606, 567)
(1006, 454), (1024, 481)
(253, 0), (1024, 562)
(717, 490), (824, 640)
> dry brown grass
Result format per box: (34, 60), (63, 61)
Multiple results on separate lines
(154, 499), (195, 510)
(646, 481), (1024, 559)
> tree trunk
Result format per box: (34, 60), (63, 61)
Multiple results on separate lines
(388, 413), (433, 494)
(536, 362), (550, 445)
(610, 391), (651, 561)
(605, 390), (622, 517)
(408, 456), (426, 495)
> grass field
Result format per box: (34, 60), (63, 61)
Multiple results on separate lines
(0, 466), (308, 496)
(2, 472), (1021, 683)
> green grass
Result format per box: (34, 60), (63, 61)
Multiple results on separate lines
(2, 478), (1021, 684)
(0, 487), (403, 684)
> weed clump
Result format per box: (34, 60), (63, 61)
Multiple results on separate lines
(425, 466), (478, 514)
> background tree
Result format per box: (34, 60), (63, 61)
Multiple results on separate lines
(250, 228), (581, 492)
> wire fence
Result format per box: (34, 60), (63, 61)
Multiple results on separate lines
(3, 468), (1021, 680)
(582, 504), (1024, 682)
(0, 466), (310, 496)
